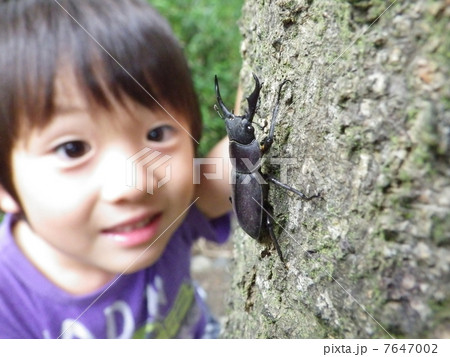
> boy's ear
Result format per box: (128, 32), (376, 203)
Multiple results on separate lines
(0, 185), (20, 214)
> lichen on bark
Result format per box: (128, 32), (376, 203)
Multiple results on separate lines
(222, 0), (450, 338)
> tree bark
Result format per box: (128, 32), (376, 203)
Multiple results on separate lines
(222, 0), (450, 338)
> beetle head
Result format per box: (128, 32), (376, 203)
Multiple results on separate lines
(215, 74), (262, 145)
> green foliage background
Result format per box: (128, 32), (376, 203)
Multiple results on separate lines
(151, 0), (243, 156)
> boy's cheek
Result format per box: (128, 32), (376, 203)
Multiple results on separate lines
(12, 158), (89, 220)
(159, 155), (195, 200)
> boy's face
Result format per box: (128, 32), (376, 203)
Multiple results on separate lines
(3, 77), (195, 288)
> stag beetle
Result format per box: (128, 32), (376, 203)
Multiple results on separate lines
(214, 73), (321, 263)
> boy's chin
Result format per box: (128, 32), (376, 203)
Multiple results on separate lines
(113, 242), (169, 274)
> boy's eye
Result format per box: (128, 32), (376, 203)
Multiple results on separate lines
(147, 125), (174, 142)
(55, 141), (91, 160)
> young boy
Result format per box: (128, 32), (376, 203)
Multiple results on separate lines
(0, 0), (231, 338)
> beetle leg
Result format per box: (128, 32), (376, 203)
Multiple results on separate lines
(267, 176), (322, 201)
(266, 214), (285, 263)
(261, 79), (292, 154)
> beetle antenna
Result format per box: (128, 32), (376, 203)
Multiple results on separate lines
(213, 104), (223, 119)
(253, 121), (266, 130)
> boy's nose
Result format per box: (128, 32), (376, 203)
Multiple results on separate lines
(98, 147), (171, 203)
(98, 149), (151, 203)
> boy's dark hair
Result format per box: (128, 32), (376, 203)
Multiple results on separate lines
(0, 0), (202, 203)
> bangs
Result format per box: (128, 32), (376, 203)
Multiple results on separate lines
(1, 0), (201, 141)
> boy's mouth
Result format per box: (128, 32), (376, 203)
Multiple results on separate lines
(105, 215), (157, 233)
(102, 213), (162, 247)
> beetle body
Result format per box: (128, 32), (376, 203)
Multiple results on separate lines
(215, 73), (320, 262)
(231, 139), (268, 240)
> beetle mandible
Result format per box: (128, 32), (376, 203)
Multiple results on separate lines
(214, 73), (321, 263)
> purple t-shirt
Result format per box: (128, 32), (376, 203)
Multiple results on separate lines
(0, 206), (230, 338)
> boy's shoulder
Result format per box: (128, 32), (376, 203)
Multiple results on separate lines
(0, 214), (21, 276)
(0, 214), (33, 291)
(178, 204), (231, 246)
(153, 205), (230, 277)
(0, 214), (43, 337)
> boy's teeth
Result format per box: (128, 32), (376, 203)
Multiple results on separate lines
(113, 217), (153, 233)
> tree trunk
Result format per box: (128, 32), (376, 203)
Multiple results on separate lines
(222, 0), (450, 338)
